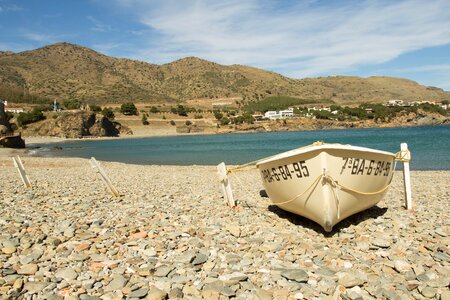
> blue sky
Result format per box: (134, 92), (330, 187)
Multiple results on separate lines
(1, 0), (450, 91)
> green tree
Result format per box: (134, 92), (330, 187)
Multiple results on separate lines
(176, 105), (188, 116)
(220, 117), (230, 125)
(141, 114), (149, 125)
(120, 102), (138, 115)
(102, 107), (115, 120)
(213, 111), (223, 120)
(90, 105), (102, 113)
(62, 100), (81, 110)
(17, 108), (45, 127)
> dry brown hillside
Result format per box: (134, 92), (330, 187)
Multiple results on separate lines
(0, 42), (449, 105)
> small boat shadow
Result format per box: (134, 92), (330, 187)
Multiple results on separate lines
(267, 204), (388, 237)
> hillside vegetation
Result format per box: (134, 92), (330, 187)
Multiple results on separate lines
(0, 42), (449, 105)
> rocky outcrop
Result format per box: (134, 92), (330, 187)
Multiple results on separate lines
(0, 101), (26, 148)
(21, 111), (132, 138)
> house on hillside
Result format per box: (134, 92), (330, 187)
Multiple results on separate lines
(387, 99), (405, 106)
(264, 108), (294, 119)
(5, 107), (24, 113)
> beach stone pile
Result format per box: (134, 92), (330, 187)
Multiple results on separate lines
(0, 157), (449, 299)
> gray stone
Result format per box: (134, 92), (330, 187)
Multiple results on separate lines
(219, 272), (248, 282)
(281, 269), (308, 283)
(129, 287), (149, 298)
(154, 266), (173, 277)
(434, 251), (450, 262)
(145, 287), (168, 300)
(394, 260), (412, 273)
(372, 238), (391, 248)
(192, 253), (208, 265)
(17, 263), (39, 275)
(55, 268), (78, 281)
(106, 274), (128, 290)
(168, 287), (183, 299)
(254, 288), (272, 300)
(24, 282), (49, 294)
(338, 273), (366, 288)
(421, 286), (436, 298)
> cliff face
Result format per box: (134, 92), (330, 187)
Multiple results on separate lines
(0, 102), (13, 134)
(20, 111), (132, 138)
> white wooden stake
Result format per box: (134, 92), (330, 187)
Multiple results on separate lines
(400, 143), (413, 211)
(12, 156), (32, 188)
(90, 157), (120, 197)
(217, 162), (236, 208)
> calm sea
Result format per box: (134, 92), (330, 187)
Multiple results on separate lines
(28, 125), (450, 170)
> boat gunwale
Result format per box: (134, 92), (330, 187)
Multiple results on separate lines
(256, 144), (396, 167)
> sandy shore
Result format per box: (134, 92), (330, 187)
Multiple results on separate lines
(0, 157), (449, 299)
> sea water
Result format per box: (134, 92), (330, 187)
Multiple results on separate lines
(29, 125), (450, 170)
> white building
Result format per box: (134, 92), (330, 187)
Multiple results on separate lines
(264, 108), (294, 119)
(388, 99), (405, 106)
(5, 108), (24, 113)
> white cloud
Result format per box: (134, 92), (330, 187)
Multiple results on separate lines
(0, 3), (22, 13)
(112, 0), (450, 79)
(87, 16), (113, 32)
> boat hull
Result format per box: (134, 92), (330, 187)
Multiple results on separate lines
(256, 144), (395, 231)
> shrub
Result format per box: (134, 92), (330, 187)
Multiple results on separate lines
(63, 100), (81, 110)
(102, 107), (115, 119)
(220, 117), (230, 125)
(185, 120), (192, 126)
(170, 120), (176, 126)
(150, 106), (159, 113)
(194, 114), (203, 119)
(120, 102), (138, 115)
(90, 105), (102, 113)
(17, 108), (45, 127)
(213, 111), (223, 120)
(141, 114), (149, 125)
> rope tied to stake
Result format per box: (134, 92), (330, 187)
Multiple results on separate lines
(395, 149), (411, 162)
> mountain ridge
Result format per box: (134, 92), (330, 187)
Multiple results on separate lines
(0, 42), (449, 105)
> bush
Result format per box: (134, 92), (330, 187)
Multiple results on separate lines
(17, 108), (45, 127)
(185, 120), (192, 126)
(170, 120), (176, 126)
(141, 114), (149, 125)
(194, 114), (203, 119)
(150, 106), (159, 113)
(120, 102), (138, 115)
(90, 105), (102, 113)
(170, 105), (189, 116)
(63, 100), (81, 110)
(102, 108), (115, 120)
(220, 117), (230, 125)
(213, 111), (223, 120)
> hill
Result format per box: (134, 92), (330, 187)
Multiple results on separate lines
(0, 42), (449, 105)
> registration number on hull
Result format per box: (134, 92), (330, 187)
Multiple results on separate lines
(261, 161), (310, 183)
(341, 157), (392, 176)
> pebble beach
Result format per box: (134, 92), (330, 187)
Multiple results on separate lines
(0, 157), (449, 300)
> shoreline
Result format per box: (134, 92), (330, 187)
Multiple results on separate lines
(20, 122), (450, 144)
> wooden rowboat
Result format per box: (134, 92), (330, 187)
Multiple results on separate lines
(255, 143), (396, 232)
